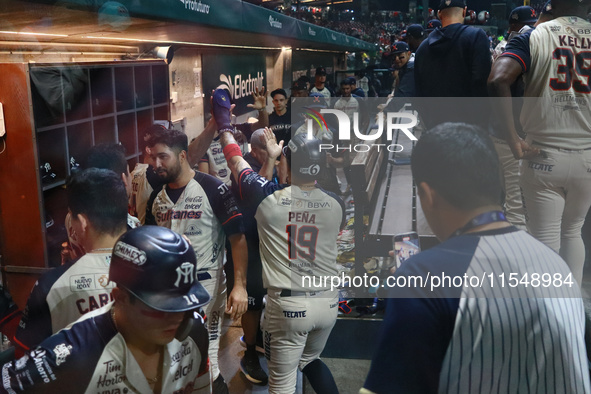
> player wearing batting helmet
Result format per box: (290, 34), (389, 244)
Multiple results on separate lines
(3, 226), (212, 393)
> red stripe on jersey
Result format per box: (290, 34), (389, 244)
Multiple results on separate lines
(238, 169), (254, 200)
(12, 335), (30, 351)
(222, 213), (242, 226)
(0, 309), (20, 326)
(502, 52), (527, 72)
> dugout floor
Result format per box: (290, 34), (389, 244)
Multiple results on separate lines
(218, 320), (371, 394)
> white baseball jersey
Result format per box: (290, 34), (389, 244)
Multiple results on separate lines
(147, 172), (244, 271)
(236, 169), (345, 291)
(503, 17), (591, 149)
(310, 86), (331, 98)
(3, 305), (210, 394)
(200, 124), (251, 187)
(129, 163), (164, 224)
(334, 96), (360, 122)
(200, 137), (249, 187)
(14, 252), (115, 351)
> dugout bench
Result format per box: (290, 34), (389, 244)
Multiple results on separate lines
(322, 107), (437, 360)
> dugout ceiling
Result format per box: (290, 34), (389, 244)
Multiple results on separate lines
(0, 0), (374, 54)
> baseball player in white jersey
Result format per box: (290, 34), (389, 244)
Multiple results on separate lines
(219, 127), (345, 394)
(488, 0), (591, 283)
(14, 168), (128, 352)
(2, 226), (212, 394)
(144, 127), (247, 393)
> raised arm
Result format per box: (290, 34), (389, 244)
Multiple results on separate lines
(219, 131), (253, 184)
(188, 117), (217, 167)
(259, 127), (283, 181)
(247, 86), (269, 130)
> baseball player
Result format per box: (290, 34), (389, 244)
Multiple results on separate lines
(129, 124), (168, 225)
(1, 226), (212, 393)
(219, 127), (345, 394)
(144, 126), (247, 393)
(310, 66), (333, 98)
(14, 168), (128, 351)
(488, 0), (591, 283)
(84, 143), (141, 229)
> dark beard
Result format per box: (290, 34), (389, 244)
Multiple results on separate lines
(156, 163), (181, 184)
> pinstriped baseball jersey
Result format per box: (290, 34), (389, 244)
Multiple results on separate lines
(363, 227), (590, 393)
(148, 172), (244, 271)
(502, 17), (591, 149)
(15, 252), (115, 351)
(3, 305), (210, 394)
(236, 169), (345, 291)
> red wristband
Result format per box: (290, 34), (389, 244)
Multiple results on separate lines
(223, 143), (242, 161)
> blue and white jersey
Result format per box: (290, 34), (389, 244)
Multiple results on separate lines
(236, 169), (345, 291)
(363, 227), (590, 393)
(502, 17), (591, 149)
(147, 172), (244, 271)
(14, 252), (115, 351)
(2, 305), (210, 394)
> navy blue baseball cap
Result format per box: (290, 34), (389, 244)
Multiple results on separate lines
(407, 24), (425, 39)
(271, 88), (287, 99)
(308, 92), (327, 108)
(426, 19), (442, 30)
(509, 6), (537, 24)
(391, 41), (410, 53)
(439, 0), (466, 10)
(541, 0), (553, 15)
(315, 66), (327, 76)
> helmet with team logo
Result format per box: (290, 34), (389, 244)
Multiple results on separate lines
(284, 132), (326, 181)
(109, 226), (210, 312)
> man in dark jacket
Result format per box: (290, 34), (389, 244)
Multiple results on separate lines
(414, 0), (491, 128)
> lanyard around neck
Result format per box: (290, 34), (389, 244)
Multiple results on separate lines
(451, 211), (507, 238)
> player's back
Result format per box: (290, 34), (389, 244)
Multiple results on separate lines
(255, 185), (343, 292)
(517, 17), (591, 148)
